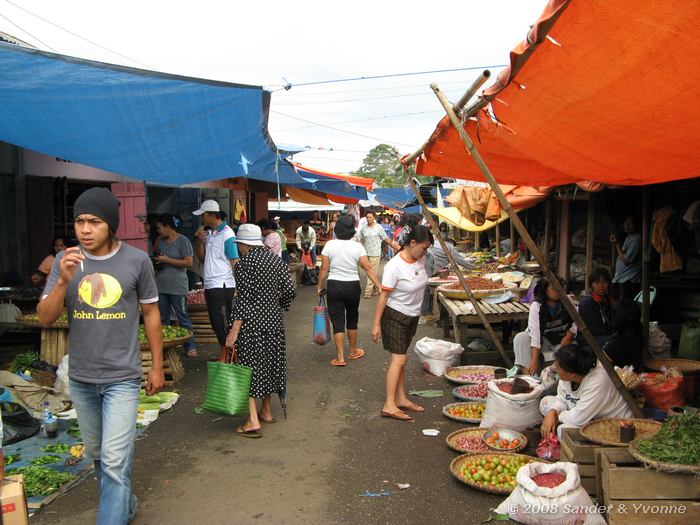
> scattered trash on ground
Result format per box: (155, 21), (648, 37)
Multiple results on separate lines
(422, 428), (440, 436)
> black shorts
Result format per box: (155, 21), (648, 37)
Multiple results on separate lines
(326, 279), (361, 334)
(380, 305), (419, 354)
(205, 287), (235, 346)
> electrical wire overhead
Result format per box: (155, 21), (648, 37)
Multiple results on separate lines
(0, 12), (56, 51)
(6, 0), (152, 69)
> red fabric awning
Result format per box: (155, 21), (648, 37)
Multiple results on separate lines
(416, 0), (700, 186)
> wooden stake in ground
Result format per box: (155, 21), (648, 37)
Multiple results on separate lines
(430, 82), (643, 418)
(401, 167), (514, 368)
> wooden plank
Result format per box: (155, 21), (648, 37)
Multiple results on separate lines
(561, 428), (598, 463)
(580, 476), (596, 496)
(601, 448), (700, 500)
(604, 494), (700, 525)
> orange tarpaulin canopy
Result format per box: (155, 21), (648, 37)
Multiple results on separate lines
(292, 164), (375, 191)
(417, 0), (700, 186)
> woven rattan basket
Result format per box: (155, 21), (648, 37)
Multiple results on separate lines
(580, 418), (662, 447)
(644, 358), (700, 374)
(629, 442), (700, 475)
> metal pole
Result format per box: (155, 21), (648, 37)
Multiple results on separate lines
(402, 167), (513, 368)
(430, 83), (643, 417)
(641, 187), (651, 360)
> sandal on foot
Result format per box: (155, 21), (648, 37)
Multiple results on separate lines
(258, 414), (275, 424)
(236, 426), (262, 438)
(380, 410), (413, 421)
(330, 359), (347, 367)
(398, 402), (425, 413)
(348, 349), (365, 360)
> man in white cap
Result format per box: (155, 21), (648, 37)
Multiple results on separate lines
(193, 200), (239, 361)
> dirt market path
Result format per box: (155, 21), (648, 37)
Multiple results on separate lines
(34, 281), (502, 525)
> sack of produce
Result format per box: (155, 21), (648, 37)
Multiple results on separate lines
(413, 337), (464, 376)
(638, 371), (684, 411)
(678, 321), (700, 361)
(496, 462), (605, 525)
(53, 355), (70, 397)
(480, 377), (543, 431)
(648, 322), (672, 358)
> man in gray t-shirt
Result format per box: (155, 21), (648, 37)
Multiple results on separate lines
(153, 214), (197, 356)
(37, 187), (163, 525)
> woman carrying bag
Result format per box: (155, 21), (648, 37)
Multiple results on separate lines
(371, 226), (433, 422)
(317, 215), (382, 366)
(225, 224), (296, 438)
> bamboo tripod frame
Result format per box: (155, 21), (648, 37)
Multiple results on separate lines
(422, 82), (643, 418)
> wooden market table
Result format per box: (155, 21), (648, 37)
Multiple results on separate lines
(16, 316), (69, 366)
(437, 292), (530, 348)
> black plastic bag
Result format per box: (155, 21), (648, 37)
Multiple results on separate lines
(301, 267), (318, 286)
(2, 401), (41, 446)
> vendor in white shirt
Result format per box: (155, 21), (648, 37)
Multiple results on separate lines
(513, 277), (576, 376)
(540, 344), (634, 440)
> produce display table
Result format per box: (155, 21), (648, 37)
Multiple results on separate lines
(186, 304), (219, 346)
(141, 346), (184, 387)
(437, 292), (530, 348)
(16, 316), (69, 366)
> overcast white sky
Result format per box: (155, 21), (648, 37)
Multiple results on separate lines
(0, 0), (544, 174)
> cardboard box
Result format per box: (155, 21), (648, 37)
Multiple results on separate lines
(1, 475), (29, 525)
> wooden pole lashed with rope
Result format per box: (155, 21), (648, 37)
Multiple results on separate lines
(428, 83), (644, 418)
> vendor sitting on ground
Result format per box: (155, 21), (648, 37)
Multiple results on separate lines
(577, 268), (616, 348)
(540, 344), (634, 440)
(512, 277), (576, 376)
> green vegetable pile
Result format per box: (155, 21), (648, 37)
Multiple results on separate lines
(6, 465), (74, 497)
(31, 455), (63, 466)
(41, 443), (71, 454)
(4, 454), (21, 465)
(10, 351), (40, 373)
(138, 324), (191, 343)
(634, 414), (700, 465)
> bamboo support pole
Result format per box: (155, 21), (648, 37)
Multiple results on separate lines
(641, 187), (651, 360)
(509, 219), (515, 254)
(402, 71), (491, 166)
(430, 82), (643, 418)
(543, 200), (551, 262)
(495, 225), (501, 257)
(585, 195), (595, 292)
(402, 167), (513, 367)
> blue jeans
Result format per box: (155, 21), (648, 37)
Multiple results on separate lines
(310, 246), (317, 266)
(158, 293), (196, 352)
(70, 378), (141, 525)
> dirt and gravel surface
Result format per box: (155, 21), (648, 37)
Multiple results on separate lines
(33, 282), (504, 525)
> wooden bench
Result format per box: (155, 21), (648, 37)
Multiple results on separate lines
(438, 292), (530, 346)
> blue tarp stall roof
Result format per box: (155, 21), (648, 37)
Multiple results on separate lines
(0, 42), (366, 202)
(371, 187), (417, 210)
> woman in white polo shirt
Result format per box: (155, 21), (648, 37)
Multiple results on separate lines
(371, 225), (433, 421)
(318, 215), (382, 367)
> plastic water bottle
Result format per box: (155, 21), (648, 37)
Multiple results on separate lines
(41, 402), (58, 438)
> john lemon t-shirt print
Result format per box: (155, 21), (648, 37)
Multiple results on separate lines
(44, 242), (159, 384)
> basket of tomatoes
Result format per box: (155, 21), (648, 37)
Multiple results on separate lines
(482, 428), (528, 453)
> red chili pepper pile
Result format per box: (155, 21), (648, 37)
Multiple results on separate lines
(531, 472), (566, 488)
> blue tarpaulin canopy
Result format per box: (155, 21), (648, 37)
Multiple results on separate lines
(0, 43), (366, 200)
(371, 187), (417, 209)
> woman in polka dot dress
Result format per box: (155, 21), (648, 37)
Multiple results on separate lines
(226, 224), (296, 437)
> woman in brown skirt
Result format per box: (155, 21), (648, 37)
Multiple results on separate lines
(371, 226), (433, 421)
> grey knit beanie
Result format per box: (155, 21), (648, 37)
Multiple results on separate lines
(73, 187), (121, 232)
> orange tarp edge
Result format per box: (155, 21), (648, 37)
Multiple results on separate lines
(417, 0), (700, 186)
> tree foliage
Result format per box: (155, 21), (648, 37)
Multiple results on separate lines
(353, 144), (416, 188)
